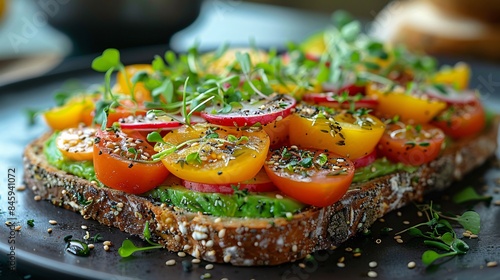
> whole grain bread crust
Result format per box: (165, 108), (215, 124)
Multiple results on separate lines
(23, 120), (499, 265)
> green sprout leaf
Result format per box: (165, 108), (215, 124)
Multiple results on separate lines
(440, 232), (455, 246)
(118, 239), (163, 258)
(152, 79), (174, 103)
(452, 186), (492, 204)
(147, 131), (166, 144)
(457, 211), (481, 234)
(340, 21), (361, 43)
(186, 152), (202, 165)
(422, 250), (457, 266)
(331, 10), (354, 29)
(91, 48), (121, 72)
(423, 240), (451, 252)
(235, 52), (251, 74)
(452, 239), (470, 254)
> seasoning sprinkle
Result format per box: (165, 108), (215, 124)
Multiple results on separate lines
(205, 264), (214, 270)
(368, 271), (378, 278)
(369, 261), (377, 268)
(49, 220), (57, 225)
(166, 259), (176, 266)
(487, 261), (498, 267)
(407, 261), (416, 269)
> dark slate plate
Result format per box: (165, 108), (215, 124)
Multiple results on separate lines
(1, 54), (500, 280)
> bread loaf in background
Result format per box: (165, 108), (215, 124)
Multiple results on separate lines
(371, 0), (500, 61)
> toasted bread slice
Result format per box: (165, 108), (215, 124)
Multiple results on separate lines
(23, 119), (499, 265)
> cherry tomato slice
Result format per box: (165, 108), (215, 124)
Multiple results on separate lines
(94, 129), (169, 194)
(302, 93), (378, 110)
(159, 124), (270, 185)
(377, 123), (445, 166)
(431, 100), (486, 139)
(200, 94), (296, 127)
(56, 127), (96, 161)
(182, 168), (277, 194)
(264, 147), (354, 207)
(431, 62), (470, 90)
(44, 95), (96, 130)
(366, 82), (447, 124)
(115, 64), (154, 102)
(104, 99), (148, 126)
(289, 105), (385, 160)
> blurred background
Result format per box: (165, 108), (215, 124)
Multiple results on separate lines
(0, 0), (499, 86)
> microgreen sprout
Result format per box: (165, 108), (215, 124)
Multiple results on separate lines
(452, 186), (492, 204)
(395, 201), (481, 266)
(118, 221), (162, 258)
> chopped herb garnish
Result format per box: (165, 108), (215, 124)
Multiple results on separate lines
(395, 202), (481, 266)
(452, 186), (492, 204)
(118, 221), (162, 257)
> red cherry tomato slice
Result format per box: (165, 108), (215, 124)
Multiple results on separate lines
(93, 129), (169, 194)
(182, 168), (277, 194)
(200, 94), (296, 127)
(431, 100), (486, 139)
(264, 147), (354, 207)
(377, 123), (445, 166)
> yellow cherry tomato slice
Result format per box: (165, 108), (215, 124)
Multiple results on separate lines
(288, 106), (385, 160)
(43, 95), (95, 130)
(159, 124), (270, 185)
(366, 83), (447, 124)
(115, 64), (154, 102)
(431, 62), (470, 90)
(56, 127), (96, 161)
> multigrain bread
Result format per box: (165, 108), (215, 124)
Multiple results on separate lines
(23, 118), (499, 266)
